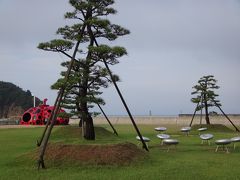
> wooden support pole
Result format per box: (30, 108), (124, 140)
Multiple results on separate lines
(87, 25), (148, 151)
(213, 100), (240, 132)
(189, 101), (200, 127)
(89, 91), (118, 136)
(37, 92), (61, 146)
(37, 23), (87, 169)
(96, 102), (118, 136)
(102, 60), (148, 151)
(200, 95), (203, 127)
(190, 94), (203, 127)
(38, 89), (64, 169)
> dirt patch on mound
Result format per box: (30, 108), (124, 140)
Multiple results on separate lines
(34, 142), (146, 166)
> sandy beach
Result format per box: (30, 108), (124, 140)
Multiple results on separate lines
(69, 114), (240, 126)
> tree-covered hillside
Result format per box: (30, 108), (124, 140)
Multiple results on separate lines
(0, 81), (41, 118)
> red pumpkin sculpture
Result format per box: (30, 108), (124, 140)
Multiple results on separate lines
(20, 98), (69, 125)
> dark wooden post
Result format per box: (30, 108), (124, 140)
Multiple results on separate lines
(200, 95), (203, 127)
(213, 100), (240, 132)
(87, 25), (148, 151)
(190, 94), (204, 127)
(38, 89), (64, 169)
(37, 37), (85, 169)
(96, 102), (118, 136)
(89, 92), (118, 136)
(36, 92), (61, 146)
(189, 101), (200, 127)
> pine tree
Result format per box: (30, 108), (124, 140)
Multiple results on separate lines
(37, 0), (129, 140)
(191, 75), (221, 124)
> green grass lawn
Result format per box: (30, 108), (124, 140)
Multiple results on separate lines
(0, 124), (240, 180)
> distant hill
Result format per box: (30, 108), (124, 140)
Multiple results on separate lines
(0, 81), (41, 118)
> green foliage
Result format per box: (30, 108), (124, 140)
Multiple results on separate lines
(38, 0), (129, 121)
(0, 81), (41, 118)
(89, 45), (127, 64)
(38, 39), (74, 52)
(57, 111), (72, 119)
(191, 75), (221, 112)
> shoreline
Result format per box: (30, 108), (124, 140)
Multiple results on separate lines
(1, 114), (240, 127)
(70, 114), (240, 126)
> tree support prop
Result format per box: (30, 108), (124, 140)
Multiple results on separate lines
(88, 89), (118, 136)
(36, 92), (61, 146)
(37, 89), (65, 169)
(190, 93), (204, 127)
(103, 61), (148, 150)
(96, 102), (118, 136)
(213, 100), (240, 132)
(189, 100), (200, 127)
(37, 37), (84, 169)
(200, 95), (203, 127)
(87, 25), (148, 151)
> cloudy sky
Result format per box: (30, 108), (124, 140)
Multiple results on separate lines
(0, 0), (240, 116)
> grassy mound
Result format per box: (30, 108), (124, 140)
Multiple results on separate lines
(33, 142), (146, 166)
(191, 124), (235, 132)
(31, 126), (146, 166)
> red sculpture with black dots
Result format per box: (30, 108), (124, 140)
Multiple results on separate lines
(20, 98), (69, 125)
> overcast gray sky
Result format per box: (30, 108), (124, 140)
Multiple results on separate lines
(0, 0), (240, 115)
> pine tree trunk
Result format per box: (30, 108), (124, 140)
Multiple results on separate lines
(84, 114), (95, 140)
(205, 114), (210, 124)
(80, 103), (95, 140)
(204, 96), (210, 124)
(78, 118), (82, 127)
(0, 106), (3, 118)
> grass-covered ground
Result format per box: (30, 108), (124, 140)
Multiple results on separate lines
(0, 124), (240, 180)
